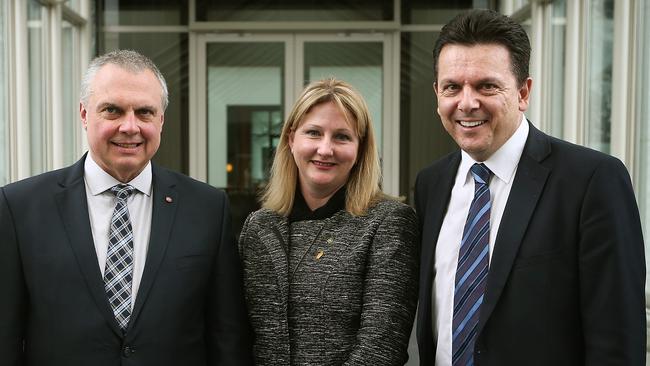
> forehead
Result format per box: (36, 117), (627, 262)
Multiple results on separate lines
(90, 64), (163, 107)
(437, 43), (515, 82)
(301, 101), (356, 130)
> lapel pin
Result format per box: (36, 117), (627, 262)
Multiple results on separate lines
(165, 196), (173, 203)
(315, 250), (324, 260)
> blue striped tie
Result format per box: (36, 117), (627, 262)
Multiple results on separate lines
(452, 163), (492, 365)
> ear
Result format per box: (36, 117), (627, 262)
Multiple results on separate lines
(433, 82), (441, 115)
(80, 102), (88, 130)
(518, 77), (533, 112)
(288, 129), (295, 152)
(159, 114), (165, 132)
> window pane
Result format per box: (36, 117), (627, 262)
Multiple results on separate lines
(196, 0), (393, 22)
(101, 0), (187, 26)
(548, 0), (567, 137)
(401, 0), (474, 24)
(62, 20), (79, 166)
(205, 42), (284, 189)
(634, 0), (650, 288)
(303, 42), (383, 152)
(585, 0), (614, 153)
(28, 0), (47, 175)
(206, 42), (285, 235)
(0, 1), (8, 184)
(399, 32), (457, 203)
(100, 32), (189, 173)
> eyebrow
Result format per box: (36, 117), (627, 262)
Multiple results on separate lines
(439, 77), (502, 85)
(96, 102), (158, 113)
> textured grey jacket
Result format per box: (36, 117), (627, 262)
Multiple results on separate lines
(239, 199), (420, 366)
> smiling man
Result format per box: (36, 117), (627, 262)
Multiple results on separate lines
(415, 9), (645, 366)
(0, 50), (253, 366)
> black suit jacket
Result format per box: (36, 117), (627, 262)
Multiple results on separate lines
(415, 123), (646, 365)
(0, 155), (254, 366)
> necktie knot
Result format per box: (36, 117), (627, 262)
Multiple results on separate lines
(471, 163), (492, 186)
(110, 184), (135, 201)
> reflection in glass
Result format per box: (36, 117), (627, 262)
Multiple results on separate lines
(401, 0), (474, 24)
(101, 0), (187, 26)
(548, 0), (567, 138)
(100, 32), (189, 173)
(0, 1), (7, 184)
(206, 42), (284, 235)
(585, 0), (614, 153)
(400, 32), (456, 203)
(196, 0), (393, 22)
(635, 1), (650, 268)
(28, 0), (46, 175)
(303, 42), (383, 152)
(62, 20), (78, 165)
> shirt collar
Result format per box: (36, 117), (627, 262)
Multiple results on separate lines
(459, 115), (529, 186)
(84, 153), (153, 197)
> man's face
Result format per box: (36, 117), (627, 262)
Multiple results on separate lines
(435, 43), (532, 162)
(80, 64), (164, 182)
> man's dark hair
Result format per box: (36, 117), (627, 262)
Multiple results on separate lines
(433, 9), (531, 86)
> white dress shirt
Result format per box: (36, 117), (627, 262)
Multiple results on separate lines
(84, 154), (153, 310)
(433, 117), (529, 365)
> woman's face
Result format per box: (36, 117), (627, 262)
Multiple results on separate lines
(289, 101), (359, 200)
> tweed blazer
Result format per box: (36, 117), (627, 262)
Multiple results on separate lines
(239, 198), (420, 366)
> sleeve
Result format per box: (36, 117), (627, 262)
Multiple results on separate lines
(206, 192), (254, 366)
(343, 203), (421, 366)
(578, 157), (646, 365)
(0, 188), (26, 366)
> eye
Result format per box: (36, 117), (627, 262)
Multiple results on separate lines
(481, 83), (498, 92)
(335, 133), (353, 141)
(136, 108), (155, 119)
(105, 106), (120, 114)
(304, 129), (320, 137)
(440, 83), (460, 95)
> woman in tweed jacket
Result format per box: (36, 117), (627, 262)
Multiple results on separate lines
(239, 78), (420, 366)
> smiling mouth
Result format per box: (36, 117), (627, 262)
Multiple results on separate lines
(458, 120), (487, 128)
(113, 142), (142, 148)
(312, 160), (336, 167)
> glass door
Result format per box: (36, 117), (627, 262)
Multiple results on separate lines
(296, 34), (387, 152)
(191, 33), (394, 234)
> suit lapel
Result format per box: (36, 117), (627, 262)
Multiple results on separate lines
(418, 152), (459, 350)
(477, 123), (551, 334)
(55, 155), (124, 337)
(129, 165), (178, 328)
(268, 215), (291, 304)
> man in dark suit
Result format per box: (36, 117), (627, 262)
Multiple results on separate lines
(415, 9), (645, 366)
(0, 50), (253, 365)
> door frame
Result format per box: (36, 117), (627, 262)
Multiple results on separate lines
(189, 31), (400, 195)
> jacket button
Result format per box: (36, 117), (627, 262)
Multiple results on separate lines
(123, 345), (134, 357)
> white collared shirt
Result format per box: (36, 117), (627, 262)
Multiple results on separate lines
(433, 116), (529, 365)
(84, 154), (153, 309)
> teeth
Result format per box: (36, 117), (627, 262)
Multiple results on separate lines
(313, 161), (335, 166)
(459, 120), (486, 127)
(115, 143), (139, 148)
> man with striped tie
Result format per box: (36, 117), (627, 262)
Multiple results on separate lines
(415, 9), (645, 366)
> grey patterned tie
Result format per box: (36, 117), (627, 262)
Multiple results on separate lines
(104, 184), (135, 332)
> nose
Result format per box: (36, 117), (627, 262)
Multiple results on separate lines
(316, 137), (333, 157)
(119, 110), (139, 134)
(458, 86), (480, 112)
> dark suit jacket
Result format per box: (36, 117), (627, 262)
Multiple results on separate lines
(0, 155), (254, 366)
(415, 123), (646, 365)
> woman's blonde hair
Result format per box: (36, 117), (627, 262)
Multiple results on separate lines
(261, 78), (384, 216)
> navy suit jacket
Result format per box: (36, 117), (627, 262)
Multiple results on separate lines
(0, 155), (254, 366)
(415, 123), (646, 365)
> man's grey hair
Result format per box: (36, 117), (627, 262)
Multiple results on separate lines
(80, 49), (169, 111)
